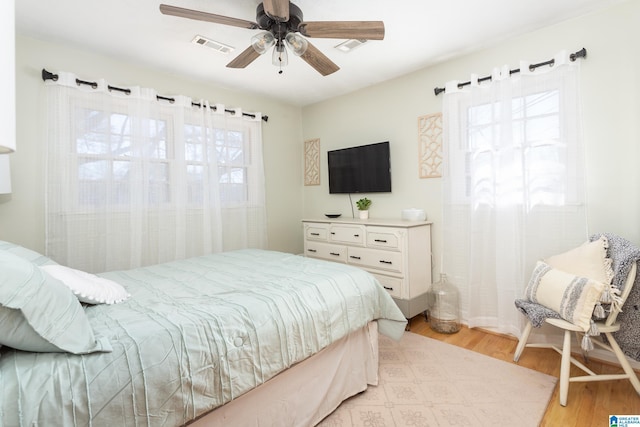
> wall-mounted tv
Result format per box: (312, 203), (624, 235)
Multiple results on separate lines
(327, 141), (391, 194)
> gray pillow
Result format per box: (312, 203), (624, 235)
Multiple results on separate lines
(0, 251), (111, 353)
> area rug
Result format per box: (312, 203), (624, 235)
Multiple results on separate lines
(318, 332), (557, 427)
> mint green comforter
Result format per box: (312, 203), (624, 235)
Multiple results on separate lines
(0, 249), (406, 426)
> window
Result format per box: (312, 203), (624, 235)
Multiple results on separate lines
(72, 105), (255, 209)
(74, 105), (171, 208)
(184, 124), (253, 206)
(45, 71), (267, 271)
(441, 54), (586, 335)
(462, 89), (572, 209)
(216, 129), (249, 205)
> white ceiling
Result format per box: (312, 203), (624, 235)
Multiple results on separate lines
(16, 0), (623, 106)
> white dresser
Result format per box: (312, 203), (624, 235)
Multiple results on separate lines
(302, 218), (432, 319)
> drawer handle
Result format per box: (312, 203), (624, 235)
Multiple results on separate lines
(353, 234), (360, 237)
(310, 233), (320, 236)
(349, 255), (361, 260)
(374, 239), (387, 243)
(383, 286), (394, 291)
(307, 249), (317, 253)
(331, 232), (335, 235)
(330, 252), (341, 256)
(379, 260), (393, 265)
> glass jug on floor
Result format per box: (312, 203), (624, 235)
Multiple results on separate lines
(427, 274), (461, 334)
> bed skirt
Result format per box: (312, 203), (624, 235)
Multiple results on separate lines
(187, 321), (379, 427)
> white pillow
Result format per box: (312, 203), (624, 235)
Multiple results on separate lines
(40, 265), (130, 305)
(524, 261), (605, 332)
(545, 235), (614, 285)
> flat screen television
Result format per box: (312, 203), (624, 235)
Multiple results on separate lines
(327, 141), (391, 194)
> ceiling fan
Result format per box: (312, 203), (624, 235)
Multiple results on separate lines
(159, 0), (385, 76)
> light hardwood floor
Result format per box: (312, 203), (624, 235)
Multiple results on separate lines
(407, 316), (640, 426)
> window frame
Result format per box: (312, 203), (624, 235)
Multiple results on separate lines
(454, 86), (577, 209)
(68, 96), (258, 212)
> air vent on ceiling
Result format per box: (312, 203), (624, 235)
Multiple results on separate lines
(334, 39), (367, 53)
(191, 35), (235, 55)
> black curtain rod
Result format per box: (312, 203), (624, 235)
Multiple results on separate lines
(433, 48), (587, 96)
(189, 100), (265, 119)
(41, 69), (269, 122)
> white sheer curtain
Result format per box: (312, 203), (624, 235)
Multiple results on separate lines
(441, 51), (587, 336)
(45, 71), (267, 272)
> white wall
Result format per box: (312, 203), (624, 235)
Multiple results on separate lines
(0, 34), (305, 255)
(3, 1), (638, 265)
(301, 0), (640, 279)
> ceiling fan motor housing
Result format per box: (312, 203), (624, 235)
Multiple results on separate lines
(256, 2), (303, 38)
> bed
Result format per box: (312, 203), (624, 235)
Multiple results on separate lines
(0, 242), (407, 426)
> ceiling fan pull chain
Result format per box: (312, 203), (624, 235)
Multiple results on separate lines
(272, 39), (288, 74)
(278, 49), (285, 74)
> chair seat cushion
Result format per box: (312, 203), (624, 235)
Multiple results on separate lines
(524, 261), (605, 332)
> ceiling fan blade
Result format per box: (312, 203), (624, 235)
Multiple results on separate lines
(263, 0), (290, 22)
(299, 21), (385, 40)
(300, 42), (340, 76)
(159, 4), (258, 29)
(226, 46), (262, 69)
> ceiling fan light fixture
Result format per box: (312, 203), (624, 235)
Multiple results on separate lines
(284, 33), (308, 56)
(251, 31), (275, 54)
(272, 42), (288, 67)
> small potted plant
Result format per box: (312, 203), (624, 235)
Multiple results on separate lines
(356, 197), (371, 219)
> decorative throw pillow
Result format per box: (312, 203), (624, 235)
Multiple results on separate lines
(40, 264), (130, 305)
(545, 235), (614, 285)
(524, 261), (605, 332)
(0, 251), (112, 353)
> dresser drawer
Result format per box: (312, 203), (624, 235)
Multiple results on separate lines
(305, 241), (347, 262)
(305, 223), (330, 241)
(303, 219), (432, 319)
(366, 227), (402, 250)
(329, 224), (366, 245)
(372, 273), (402, 298)
(347, 247), (403, 273)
